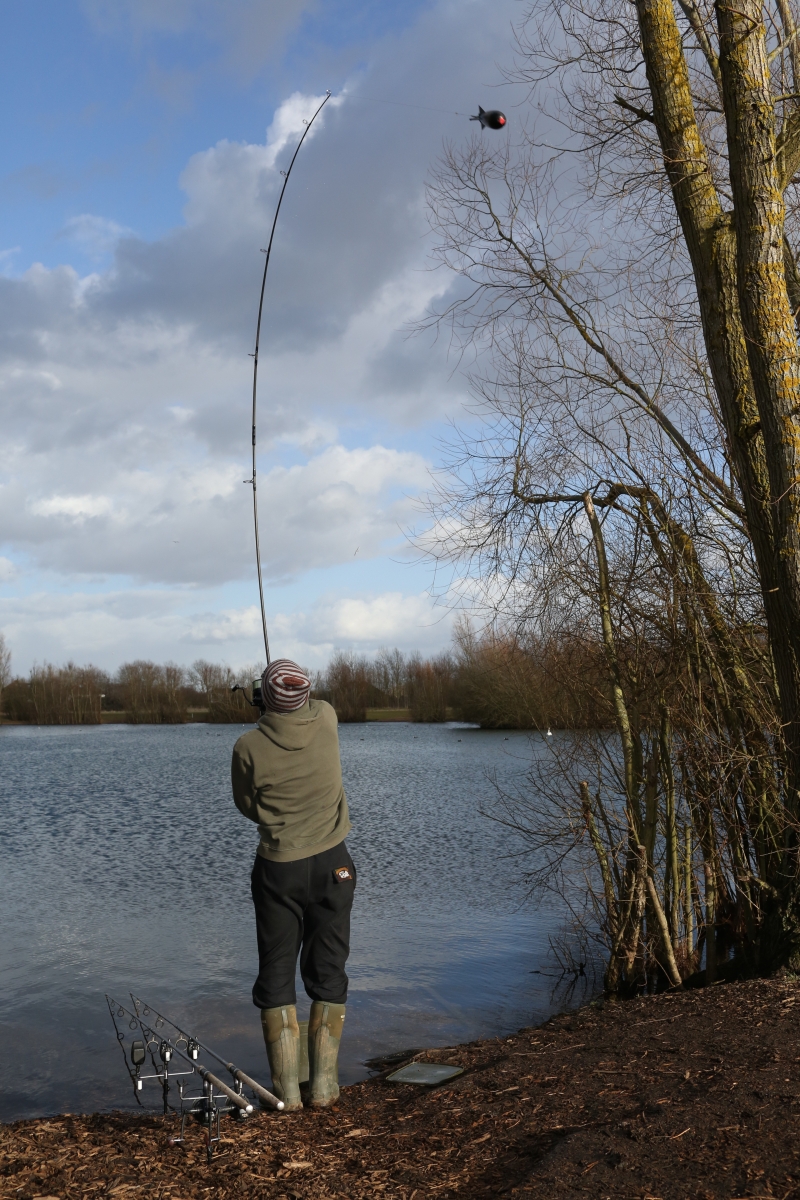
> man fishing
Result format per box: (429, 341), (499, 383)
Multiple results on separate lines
(231, 658), (355, 1111)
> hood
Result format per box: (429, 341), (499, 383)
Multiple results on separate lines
(256, 698), (324, 752)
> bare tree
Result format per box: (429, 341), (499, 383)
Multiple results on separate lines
(374, 647), (407, 708)
(406, 652), (454, 722)
(29, 663), (108, 725)
(190, 659), (235, 706)
(116, 660), (187, 724)
(419, 0), (800, 978)
(190, 659), (257, 722)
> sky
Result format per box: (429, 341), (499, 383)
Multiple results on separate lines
(0, 0), (524, 677)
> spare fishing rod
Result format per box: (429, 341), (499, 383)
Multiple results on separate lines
(130, 993), (282, 1111)
(107, 995), (192, 1114)
(106, 995), (147, 1108)
(108, 996), (253, 1111)
(247, 89), (332, 666)
(106, 995), (275, 1161)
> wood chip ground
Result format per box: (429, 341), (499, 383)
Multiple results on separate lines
(4, 976), (800, 1198)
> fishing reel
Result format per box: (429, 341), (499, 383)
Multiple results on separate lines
(230, 679), (266, 715)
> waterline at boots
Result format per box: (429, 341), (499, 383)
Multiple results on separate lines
(308, 1001), (345, 1108)
(261, 1005), (303, 1111)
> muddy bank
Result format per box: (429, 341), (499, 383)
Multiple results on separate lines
(3, 976), (800, 1199)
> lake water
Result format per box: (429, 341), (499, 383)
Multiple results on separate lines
(0, 720), (574, 1122)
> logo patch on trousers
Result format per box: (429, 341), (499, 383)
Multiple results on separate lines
(333, 866), (353, 883)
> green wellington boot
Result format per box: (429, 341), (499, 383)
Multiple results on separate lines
(307, 1001), (346, 1108)
(261, 1005), (303, 1111)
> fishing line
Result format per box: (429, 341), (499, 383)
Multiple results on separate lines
(247, 86), (501, 666)
(249, 90), (332, 666)
(354, 94), (470, 116)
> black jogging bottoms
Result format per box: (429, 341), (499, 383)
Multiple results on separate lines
(250, 840), (356, 1009)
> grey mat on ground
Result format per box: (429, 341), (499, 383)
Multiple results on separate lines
(385, 1062), (464, 1085)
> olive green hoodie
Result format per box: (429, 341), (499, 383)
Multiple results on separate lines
(231, 698), (351, 862)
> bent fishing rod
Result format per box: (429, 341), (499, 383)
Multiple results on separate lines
(248, 90), (332, 665)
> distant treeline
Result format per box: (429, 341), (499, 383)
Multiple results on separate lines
(1, 660), (257, 725)
(0, 627), (614, 728)
(317, 628), (612, 726)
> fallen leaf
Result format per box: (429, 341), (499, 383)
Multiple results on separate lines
(283, 1160), (313, 1169)
(344, 1128), (367, 1137)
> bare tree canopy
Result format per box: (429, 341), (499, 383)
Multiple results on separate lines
(420, 0), (800, 984)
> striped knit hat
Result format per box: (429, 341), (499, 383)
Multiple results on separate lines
(261, 658), (311, 713)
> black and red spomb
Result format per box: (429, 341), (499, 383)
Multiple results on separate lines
(470, 106), (507, 130)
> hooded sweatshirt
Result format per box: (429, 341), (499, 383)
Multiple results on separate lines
(231, 698), (351, 862)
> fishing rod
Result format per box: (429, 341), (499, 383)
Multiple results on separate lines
(107, 994), (148, 1108)
(130, 993), (281, 1111)
(107, 995), (192, 1114)
(248, 89), (333, 666)
(106, 995), (277, 1161)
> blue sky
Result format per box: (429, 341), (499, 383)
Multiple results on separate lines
(0, 0), (523, 675)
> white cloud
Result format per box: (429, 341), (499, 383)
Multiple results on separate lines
(59, 215), (133, 261)
(0, 587), (453, 674)
(185, 605), (262, 644)
(31, 494), (113, 520)
(291, 592), (452, 646)
(0, 0), (523, 668)
(157, 592), (450, 653)
(1, 443), (428, 584)
(2, 366), (62, 392)
(264, 92), (343, 163)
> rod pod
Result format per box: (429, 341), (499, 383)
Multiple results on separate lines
(131, 993), (283, 1110)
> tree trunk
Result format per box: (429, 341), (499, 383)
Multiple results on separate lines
(684, 825), (695, 960)
(716, 0), (800, 821)
(635, 0), (800, 964)
(704, 856), (717, 983)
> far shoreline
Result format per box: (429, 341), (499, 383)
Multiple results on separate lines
(0, 709), (498, 727)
